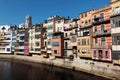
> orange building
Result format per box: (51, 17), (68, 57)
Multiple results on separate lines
(92, 6), (112, 62)
(52, 32), (64, 57)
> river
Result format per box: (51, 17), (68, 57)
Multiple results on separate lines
(0, 59), (111, 80)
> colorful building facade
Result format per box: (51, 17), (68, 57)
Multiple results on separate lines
(92, 6), (112, 62)
(110, 0), (120, 64)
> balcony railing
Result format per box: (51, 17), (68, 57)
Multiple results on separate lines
(73, 24), (78, 29)
(93, 17), (110, 25)
(92, 44), (112, 49)
(111, 11), (120, 18)
(80, 23), (92, 29)
(64, 36), (70, 40)
(64, 46), (72, 50)
(93, 30), (111, 37)
(64, 27), (73, 31)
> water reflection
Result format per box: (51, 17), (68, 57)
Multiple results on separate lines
(0, 59), (111, 80)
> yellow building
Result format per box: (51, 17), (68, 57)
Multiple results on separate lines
(77, 10), (94, 59)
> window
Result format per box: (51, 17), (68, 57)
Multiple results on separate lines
(78, 49), (80, 53)
(117, 36), (120, 45)
(85, 20), (88, 25)
(7, 48), (10, 51)
(81, 14), (84, 18)
(48, 26), (53, 30)
(52, 42), (59, 46)
(94, 50), (96, 58)
(53, 50), (59, 54)
(82, 39), (86, 45)
(65, 42), (68, 49)
(35, 48), (40, 51)
(19, 49), (24, 52)
(19, 31), (25, 34)
(45, 41), (46, 46)
(47, 41), (51, 45)
(47, 48), (51, 50)
(58, 20), (61, 23)
(35, 42), (39, 46)
(101, 37), (106, 45)
(100, 13), (104, 21)
(12, 38), (16, 40)
(20, 36), (25, 40)
(95, 38), (98, 44)
(19, 42), (24, 46)
(78, 29), (89, 37)
(105, 51), (108, 59)
(71, 37), (76, 42)
(85, 13), (87, 17)
(87, 39), (89, 45)
(99, 50), (102, 59)
(35, 34), (40, 39)
(115, 7), (120, 14)
(101, 24), (105, 31)
(119, 21), (120, 27)
(65, 33), (68, 37)
(35, 29), (41, 32)
(47, 32), (53, 37)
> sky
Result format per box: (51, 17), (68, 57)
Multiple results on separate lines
(0, 0), (110, 26)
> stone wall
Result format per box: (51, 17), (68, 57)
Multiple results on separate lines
(0, 55), (119, 80)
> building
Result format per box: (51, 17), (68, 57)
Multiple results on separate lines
(15, 15), (32, 55)
(41, 22), (48, 57)
(10, 26), (17, 53)
(0, 25), (17, 54)
(77, 10), (93, 59)
(51, 17), (65, 58)
(92, 6), (112, 62)
(44, 15), (63, 56)
(110, 0), (120, 64)
(52, 32), (64, 57)
(63, 19), (73, 57)
(29, 24), (43, 56)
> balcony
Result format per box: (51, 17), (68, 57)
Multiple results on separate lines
(111, 11), (120, 18)
(73, 24), (78, 29)
(93, 17), (110, 25)
(80, 23), (92, 29)
(64, 26), (73, 31)
(41, 46), (47, 52)
(64, 36), (70, 40)
(70, 32), (77, 36)
(78, 53), (91, 58)
(92, 45), (112, 49)
(92, 30), (111, 37)
(53, 36), (62, 39)
(64, 46), (72, 50)
(43, 35), (47, 39)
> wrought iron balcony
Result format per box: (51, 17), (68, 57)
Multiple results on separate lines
(92, 30), (111, 37)
(73, 24), (78, 29)
(92, 44), (112, 49)
(110, 11), (120, 18)
(80, 23), (92, 29)
(93, 17), (110, 25)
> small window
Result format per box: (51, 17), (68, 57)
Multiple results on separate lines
(101, 24), (105, 31)
(105, 51), (108, 59)
(94, 50), (96, 58)
(7, 48), (10, 51)
(94, 26), (97, 32)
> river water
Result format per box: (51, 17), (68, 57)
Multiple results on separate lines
(0, 59), (111, 80)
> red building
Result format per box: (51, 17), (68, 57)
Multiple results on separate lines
(92, 6), (112, 62)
